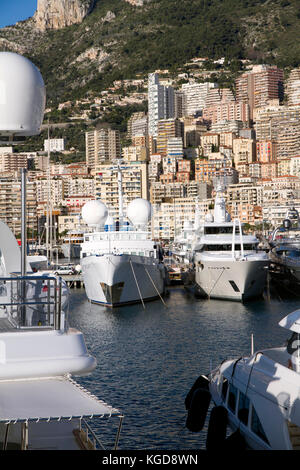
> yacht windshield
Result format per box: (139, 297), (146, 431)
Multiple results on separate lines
(204, 226), (241, 235)
(204, 244), (257, 251)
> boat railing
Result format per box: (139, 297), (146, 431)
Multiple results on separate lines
(76, 415), (124, 450)
(0, 274), (63, 330)
(84, 231), (150, 242)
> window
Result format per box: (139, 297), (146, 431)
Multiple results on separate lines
(251, 406), (269, 444)
(221, 377), (228, 401)
(229, 280), (240, 292)
(228, 384), (238, 413)
(204, 226), (240, 235)
(238, 391), (250, 425)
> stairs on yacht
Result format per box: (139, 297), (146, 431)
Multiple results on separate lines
(287, 421), (300, 450)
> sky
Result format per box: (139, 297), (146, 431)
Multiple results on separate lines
(0, 0), (37, 29)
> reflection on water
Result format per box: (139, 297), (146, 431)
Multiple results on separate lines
(68, 286), (299, 450)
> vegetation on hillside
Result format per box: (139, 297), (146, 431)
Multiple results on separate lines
(0, 0), (299, 105)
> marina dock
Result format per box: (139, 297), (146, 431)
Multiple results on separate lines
(60, 274), (84, 288)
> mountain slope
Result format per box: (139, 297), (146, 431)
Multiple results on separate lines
(0, 0), (299, 104)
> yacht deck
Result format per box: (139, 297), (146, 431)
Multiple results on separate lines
(262, 347), (291, 369)
(0, 317), (52, 333)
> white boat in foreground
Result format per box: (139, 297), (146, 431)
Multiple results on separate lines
(193, 188), (269, 301)
(0, 51), (123, 450)
(80, 197), (165, 308)
(185, 309), (300, 450)
(0, 271), (123, 450)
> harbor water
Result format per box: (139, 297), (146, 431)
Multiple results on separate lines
(68, 285), (300, 450)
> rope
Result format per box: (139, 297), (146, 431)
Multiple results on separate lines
(144, 266), (167, 307)
(129, 260), (145, 309)
(207, 267), (226, 299)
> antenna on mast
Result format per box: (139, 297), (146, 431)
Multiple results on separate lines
(117, 159), (124, 229)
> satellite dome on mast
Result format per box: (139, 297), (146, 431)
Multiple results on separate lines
(81, 200), (108, 226)
(127, 198), (152, 228)
(0, 52), (46, 138)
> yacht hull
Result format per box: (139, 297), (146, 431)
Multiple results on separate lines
(81, 254), (165, 307)
(194, 257), (269, 301)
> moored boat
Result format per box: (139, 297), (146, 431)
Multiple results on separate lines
(193, 188), (269, 301)
(80, 198), (165, 307)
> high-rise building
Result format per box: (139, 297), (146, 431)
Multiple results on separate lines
(93, 161), (149, 222)
(132, 135), (156, 155)
(156, 119), (184, 157)
(286, 68), (300, 106)
(203, 101), (250, 124)
(127, 112), (146, 138)
(0, 153), (29, 172)
(181, 82), (218, 116)
(148, 73), (175, 137)
(255, 105), (300, 159)
(204, 87), (235, 108)
(150, 180), (212, 205)
(167, 137), (184, 159)
(232, 137), (256, 166)
(122, 145), (148, 162)
(85, 128), (121, 170)
(0, 173), (37, 235)
(131, 117), (148, 137)
(210, 120), (245, 134)
(235, 65), (284, 120)
(174, 90), (184, 118)
(256, 141), (277, 162)
(182, 118), (208, 147)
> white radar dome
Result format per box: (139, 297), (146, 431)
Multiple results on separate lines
(82, 200), (108, 226)
(127, 198), (152, 227)
(0, 52), (46, 136)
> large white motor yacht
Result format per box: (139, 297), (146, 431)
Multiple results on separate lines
(203, 308), (300, 450)
(193, 189), (269, 301)
(80, 198), (165, 307)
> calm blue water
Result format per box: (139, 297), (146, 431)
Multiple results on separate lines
(68, 285), (300, 450)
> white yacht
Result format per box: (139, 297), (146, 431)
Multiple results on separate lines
(201, 308), (300, 450)
(193, 189), (269, 301)
(0, 51), (123, 450)
(172, 220), (196, 265)
(80, 197), (165, 307)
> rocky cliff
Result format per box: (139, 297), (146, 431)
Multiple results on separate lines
(34, 0), (95, 31)
(0, 0), (299, 105)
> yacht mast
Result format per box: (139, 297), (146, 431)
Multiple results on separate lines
(46, 121), (52, 262)
(117, 160), (123, 229)
(20, 168), (27, 325)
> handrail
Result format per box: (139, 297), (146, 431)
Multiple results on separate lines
(80, 418), (106, 450)
(231, 219), (244, 259)
(239, 219), (244, 258)
(0, 274), (63, 330)
(232, 219), (236, 260)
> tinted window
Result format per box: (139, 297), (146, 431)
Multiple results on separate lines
(238, 391), (250, 425)
(204, 244), (255, 252)
(228, 384), (238, 413)
(221, 377), (228, 401)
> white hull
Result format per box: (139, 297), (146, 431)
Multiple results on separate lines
(81, 254), (165, 307)
(194, 256), (269, 301)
